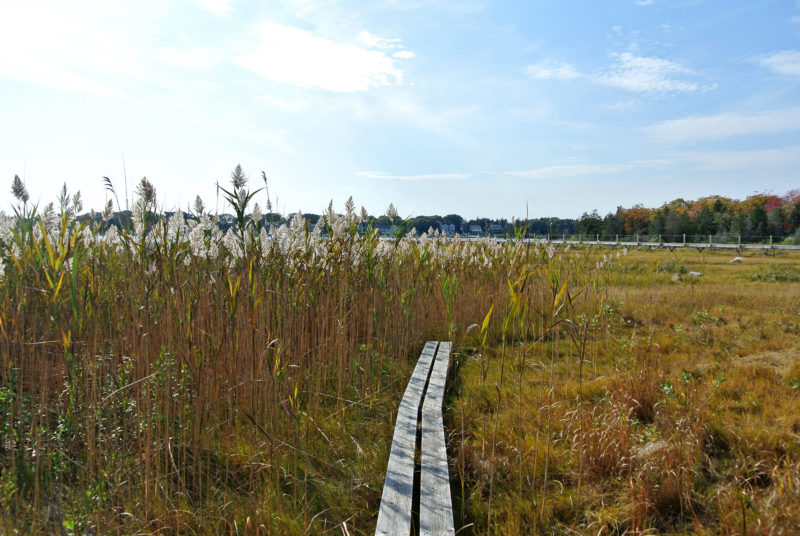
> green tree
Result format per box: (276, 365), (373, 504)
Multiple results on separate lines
(577, 210), (603, 236)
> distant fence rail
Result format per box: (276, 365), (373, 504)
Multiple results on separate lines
(445, 234), (800, 252)
(523, 234), (800, 251)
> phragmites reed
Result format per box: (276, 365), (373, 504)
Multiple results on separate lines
(231, 163), (247, 190)
(2, 168), (581, 534)
(136, 176), (156, 205)
(102, 199), (114, 222)
(193, 195), (205, 216)
(11, 174), (28, 203)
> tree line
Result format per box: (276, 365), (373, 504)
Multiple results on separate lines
(85, 190), (800, 244)
(575, 191), (800, 242)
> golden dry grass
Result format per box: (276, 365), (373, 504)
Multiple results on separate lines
(453, 247), (800, 535)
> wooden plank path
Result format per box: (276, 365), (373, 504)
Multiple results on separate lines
(376, 341), (454, 536)
(420, 342), (454, 536)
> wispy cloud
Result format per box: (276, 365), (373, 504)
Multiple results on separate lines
(647, 107), (800, 142)
(758, 50), (800, 78)
(358, 171), (472, 181)
(393, 50), (416, 59)
(357, 30), (402, 50)
(156, 45), (224, 71)
(500, 147), (800, 182)
(188, 0), (234, 17)
(523, 61), (580, 80)
(523, 53), (708, 95)
(598, 52), (701, 93)
(235, 23), (407, 92)
(636, 0), (655, 5)
(382, 0), (486, 14)
(504, 163), (633, 180)
(0, 3), (144, 98)
(679, 146), (800, 171)
(357, 30), (415, 59)
(378, 94), (479, 139)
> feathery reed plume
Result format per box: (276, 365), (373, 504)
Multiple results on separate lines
(102, 199), (114, 222)
(193, 195), (205, 216)
(136, 176), (156, 205)
(232, 164), (247, 190)
(11, 174), (28, 203)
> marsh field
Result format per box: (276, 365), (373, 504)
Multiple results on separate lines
(1, 186), (799, 534)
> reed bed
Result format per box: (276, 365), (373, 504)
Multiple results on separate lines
(0, 173), (605, 534)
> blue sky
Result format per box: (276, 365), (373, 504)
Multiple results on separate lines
(1, 0), (799, 219)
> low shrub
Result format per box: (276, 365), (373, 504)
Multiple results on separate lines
(751, 264), (800, 282)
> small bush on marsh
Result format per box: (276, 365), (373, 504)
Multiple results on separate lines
(691, 309), (718, 327)
(751, 263), (800, 282)
(657, 259), (687, 274)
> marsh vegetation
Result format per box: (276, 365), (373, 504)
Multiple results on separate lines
(1, 171), (798, 534)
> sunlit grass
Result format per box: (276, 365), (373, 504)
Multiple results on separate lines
(454, 247), (800, 534)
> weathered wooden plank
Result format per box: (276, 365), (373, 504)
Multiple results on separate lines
(375, 341), (438, 536)
(420, 342), (455, 536)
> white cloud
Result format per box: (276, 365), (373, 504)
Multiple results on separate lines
(524, 61), (580, 80)
(598, 52), (700, 93)
(358, 171), (471, 181)
(189, 0), (233, 17)
(187, 0), (234, 17)
(358, 31), (415, 60)
(379, 94), (478, 139)
(758, 50), (800, 78)
(357, 30), (402, 50)
(382, 0), (485, 14)
(523, 53), (708, 95)
(156, 46), (224, 71)
(497, 148), (800, 183)
(0, 3), (145, 97)
(235, 23), (406, 92)
(636, 0), (655, 5)
(647, 107), (800, 142)
(504, 163), (632, 180)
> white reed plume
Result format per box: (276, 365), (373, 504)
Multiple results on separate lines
(0, 213), (13, 244)
(251, 202), (262, 230)
(167, 212), (185, 242)
(223, 228), (243, 260)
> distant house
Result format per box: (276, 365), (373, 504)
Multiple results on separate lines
(489, 223), (504, 235)
(468, 224), (482, 236)
(217, 213), (237, 230)
(439, 222), (456, 235)
(377, 225), (398, 236)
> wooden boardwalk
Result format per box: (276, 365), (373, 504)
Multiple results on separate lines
(376, 341), (454, 536)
